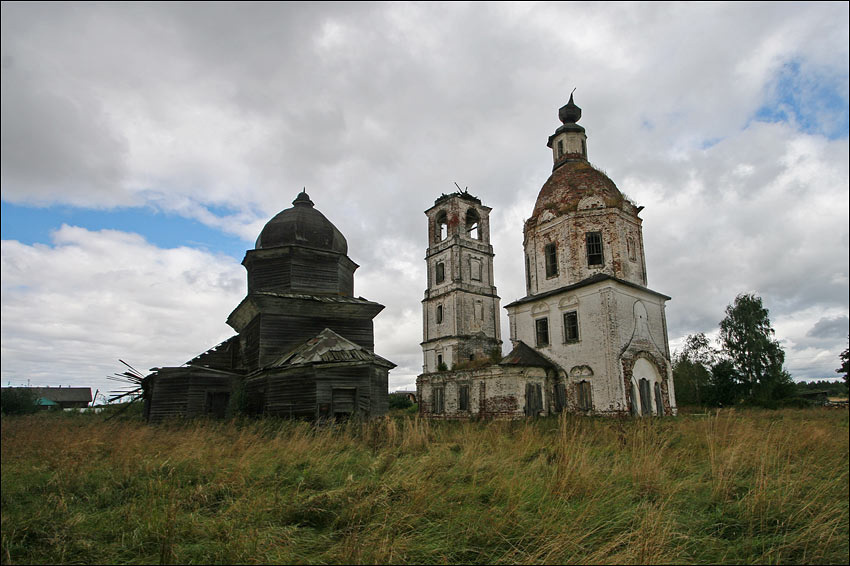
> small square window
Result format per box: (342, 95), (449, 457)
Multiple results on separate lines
(535, 318), (550, 347)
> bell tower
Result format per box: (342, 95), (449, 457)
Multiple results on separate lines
(421, 191), (502, 373)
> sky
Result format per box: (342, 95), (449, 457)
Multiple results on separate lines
(2, 2), (848, 400)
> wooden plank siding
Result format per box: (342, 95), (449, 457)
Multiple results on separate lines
(259, 314), (374, 367)
(148, 369), (236, 423)
(187, 336), (241, 371)
(245, 247), (356, 297)
(241, 317), (261, 371)
(259, 368), (318, 418)
(242, 362), (390, 420)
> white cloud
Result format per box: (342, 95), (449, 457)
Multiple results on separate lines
(1, 2), (848, 389)
(1, 227), (245, 394)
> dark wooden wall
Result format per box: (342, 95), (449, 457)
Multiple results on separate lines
(148, 369), (234, 423)
(245, 247), (356, 297)
(244, 363), (389, 419)
(258, 314), (374, 367)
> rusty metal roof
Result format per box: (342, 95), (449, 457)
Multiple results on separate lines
(268, 328), (395, 369)
(499, 341), (557, 369)
(505, 273), (671, 308)
(3, 387), (92, 404)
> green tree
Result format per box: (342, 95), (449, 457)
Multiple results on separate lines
(388, 393), (413, 410)
(719, 293), (786, 398)
(0, 388), (39, 415)
(838, 339), (849, 388)
(672, 333), (716, 405)
(706, 359), (741, 407)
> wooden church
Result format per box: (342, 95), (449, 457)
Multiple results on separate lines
(145, 191), (394, 423)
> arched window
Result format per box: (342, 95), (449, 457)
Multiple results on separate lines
(465, 208), (481, 240)
(435, 211), (448, 242)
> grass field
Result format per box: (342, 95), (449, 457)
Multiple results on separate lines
(2, 408), (848, 564)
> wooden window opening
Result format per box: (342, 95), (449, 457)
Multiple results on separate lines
(563, 310), (579, 342)
(545, 243), (558, 277)
(535, 318), (550, 347)
(586, 232), (604, 266)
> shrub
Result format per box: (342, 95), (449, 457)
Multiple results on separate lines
(388, 393), (413, 410)
(0, 388), (39, 415)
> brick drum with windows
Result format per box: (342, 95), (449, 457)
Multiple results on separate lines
(418, 94), (676, 418)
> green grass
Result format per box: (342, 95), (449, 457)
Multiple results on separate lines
(2, 408), (848, 564)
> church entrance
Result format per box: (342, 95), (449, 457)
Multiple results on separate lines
(332, 387), (356, 420)
(632, 357), (663, 416)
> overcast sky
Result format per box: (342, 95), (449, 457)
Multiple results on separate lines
(2, 2), (848, 399)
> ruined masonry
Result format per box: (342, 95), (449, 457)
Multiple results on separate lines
(417, 95), (677, 418)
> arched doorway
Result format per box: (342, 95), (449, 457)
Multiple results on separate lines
(631, 357), (663, 416)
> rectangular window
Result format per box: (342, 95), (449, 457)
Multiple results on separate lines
(563, 311), (579, 342)
(470, 258), (482, 281)
(433, 387), (445, 414)
(545, 243), (558, 277)
(578, 381), (592, 411)
(458, 384), (469, 411)
(435, 261), (445, 284)
(436, 304), (443, 324)
(535, 318), (549, 347)
(557, 140), (564, 157)
(586, 232), (603, 266)
(554, 383), (566, 412)
(525, 383), (543, 416)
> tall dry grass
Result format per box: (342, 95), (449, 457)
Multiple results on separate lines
(1, 408), (847, 564)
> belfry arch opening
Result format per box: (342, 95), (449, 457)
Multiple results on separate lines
(465, 208), (481, 240)
(435, 211), (448, 242)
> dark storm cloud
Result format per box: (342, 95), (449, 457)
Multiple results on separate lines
(807, 316), (850, 340)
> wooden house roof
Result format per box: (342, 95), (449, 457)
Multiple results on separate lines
(268, 328), (396, 369)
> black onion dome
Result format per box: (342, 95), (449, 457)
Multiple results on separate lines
(255, 190), (348, 253)
(558, 92), (582, 124)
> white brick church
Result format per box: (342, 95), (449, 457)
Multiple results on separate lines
(416, 94), (677, 418)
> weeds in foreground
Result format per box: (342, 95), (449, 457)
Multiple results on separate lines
(1, 408), (847, 564)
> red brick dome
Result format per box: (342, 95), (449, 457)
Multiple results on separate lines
(528, 160), (630, 226)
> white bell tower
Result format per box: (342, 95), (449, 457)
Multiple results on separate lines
(421, 191), (502, 373)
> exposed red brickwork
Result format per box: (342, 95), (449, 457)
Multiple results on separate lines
(528, 160), (636, 226)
